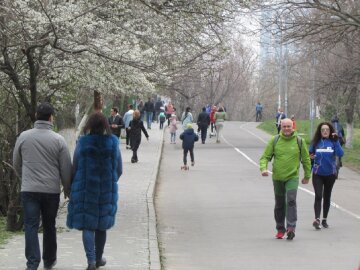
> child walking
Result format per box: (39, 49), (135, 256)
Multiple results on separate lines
(159, 111), (166, 129)
(169, 114), (177, 144)
(179, 123), (199, 170)
(128, 110), (149, 163)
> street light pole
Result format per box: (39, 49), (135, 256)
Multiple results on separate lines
(284, 43), (288, 116)
(278, 26), (283, 111)
(310, 54), (316, 138)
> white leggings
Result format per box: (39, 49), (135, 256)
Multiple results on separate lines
(215, 122), (223, 142)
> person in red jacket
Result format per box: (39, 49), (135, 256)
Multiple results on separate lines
(209, 105), (217, 137)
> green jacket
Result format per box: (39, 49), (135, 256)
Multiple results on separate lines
(260, 132), (311, 181)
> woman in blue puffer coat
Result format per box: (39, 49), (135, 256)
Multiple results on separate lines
(67, 112), (122, 270)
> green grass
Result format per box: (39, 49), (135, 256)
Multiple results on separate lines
(0, 217), (18, 248)
(257, 119), (360, 172)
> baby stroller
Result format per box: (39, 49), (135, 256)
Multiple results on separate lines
(209, 124), (216, 138)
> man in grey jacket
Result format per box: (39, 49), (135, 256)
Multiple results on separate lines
(13, 102), (72, 270)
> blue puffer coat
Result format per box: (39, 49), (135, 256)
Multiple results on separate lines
(67, 134), (121, 231)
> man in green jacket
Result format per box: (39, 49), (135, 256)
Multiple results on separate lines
(260, 118), (311, 240)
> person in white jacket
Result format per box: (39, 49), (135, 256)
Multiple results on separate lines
(181, 107), (193, 130)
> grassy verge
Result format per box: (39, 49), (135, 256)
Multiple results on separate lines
(257, 120), (360, 172)
(0, 217), (18, 248)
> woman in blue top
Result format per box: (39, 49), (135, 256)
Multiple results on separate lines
(309, 122), (344, 230)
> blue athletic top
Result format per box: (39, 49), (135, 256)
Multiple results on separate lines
(309, 138), (344, 176)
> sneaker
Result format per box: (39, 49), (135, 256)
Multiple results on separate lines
(313, 219), (321, 230)
(191, 161), (195, 166)
(275, 231), (285, 239)
(321, 219), (329, 228)
(96, 258), (106, 268)
(286, 229), (295, 240)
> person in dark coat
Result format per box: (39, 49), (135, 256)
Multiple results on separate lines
(128, 110), (149, 163)
(197, 107), (211, 144)
(108, 107), (124, 139)
(154, 97), (164, 123)
(179, 123), (199, 168)
(67, 112), (122, 270)
(144, 97), (155, 129)
(275, 108), (286, 134)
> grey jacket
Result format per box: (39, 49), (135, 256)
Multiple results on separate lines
(13, 121), (72, 196)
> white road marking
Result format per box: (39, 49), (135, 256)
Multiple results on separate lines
(221, 127), (360, 220)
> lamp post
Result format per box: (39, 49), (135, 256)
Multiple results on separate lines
(310, 54), (316, 138)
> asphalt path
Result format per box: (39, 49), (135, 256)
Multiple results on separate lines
(155, 121), (360, 270)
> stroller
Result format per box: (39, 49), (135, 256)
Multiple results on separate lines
(209, 123), (216, 138)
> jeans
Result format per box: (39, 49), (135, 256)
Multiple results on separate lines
(146, 111), (153, 128)
(21, 192), (60, 270)
(170, 132), (176, 143)
(82, 230), (107, 264)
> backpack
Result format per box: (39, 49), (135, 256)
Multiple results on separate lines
(269, 134), (303, 161)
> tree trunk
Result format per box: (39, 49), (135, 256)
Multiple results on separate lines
(345, 86), (358, 149)
(6, 201), (23, 231)
(94, 90), (103, 112)
(6, 170), (23, 231)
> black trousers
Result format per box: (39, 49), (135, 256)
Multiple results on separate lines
(199, 126), (208, 142)
(183, 147), (194, 165)
(312, 173), (336, 219)
(131, 137), (141, 160)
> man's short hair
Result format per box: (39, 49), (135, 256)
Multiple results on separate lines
(112, 107), (119, 113)
(36, 102), (55, 121)
(128, 104), (133, 109)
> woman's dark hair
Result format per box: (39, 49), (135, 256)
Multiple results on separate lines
(183, 107), (191, 119)
(218, 107), (224, 112)
(311, 121), (336, 147)
(83, 112), (112, 135)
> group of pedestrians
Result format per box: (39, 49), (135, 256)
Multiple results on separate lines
(173, 104), (227, 170)
(260, 117), (344, 240)
(108, 105), (149, 163)
(13, 103), (122, 270)
(135, 97), (176, 130)
(12, 100), (349, 270)
(12, 100), (212, 269)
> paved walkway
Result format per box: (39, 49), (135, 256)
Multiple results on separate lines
(0, 126), (164, 270)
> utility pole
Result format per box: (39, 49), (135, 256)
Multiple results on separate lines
(284, 43), (288, 116)
(310, 54), (316, 138)
(278, 26), (283, 111)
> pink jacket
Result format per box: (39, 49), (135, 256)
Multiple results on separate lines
(169, 117), (177, 133)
